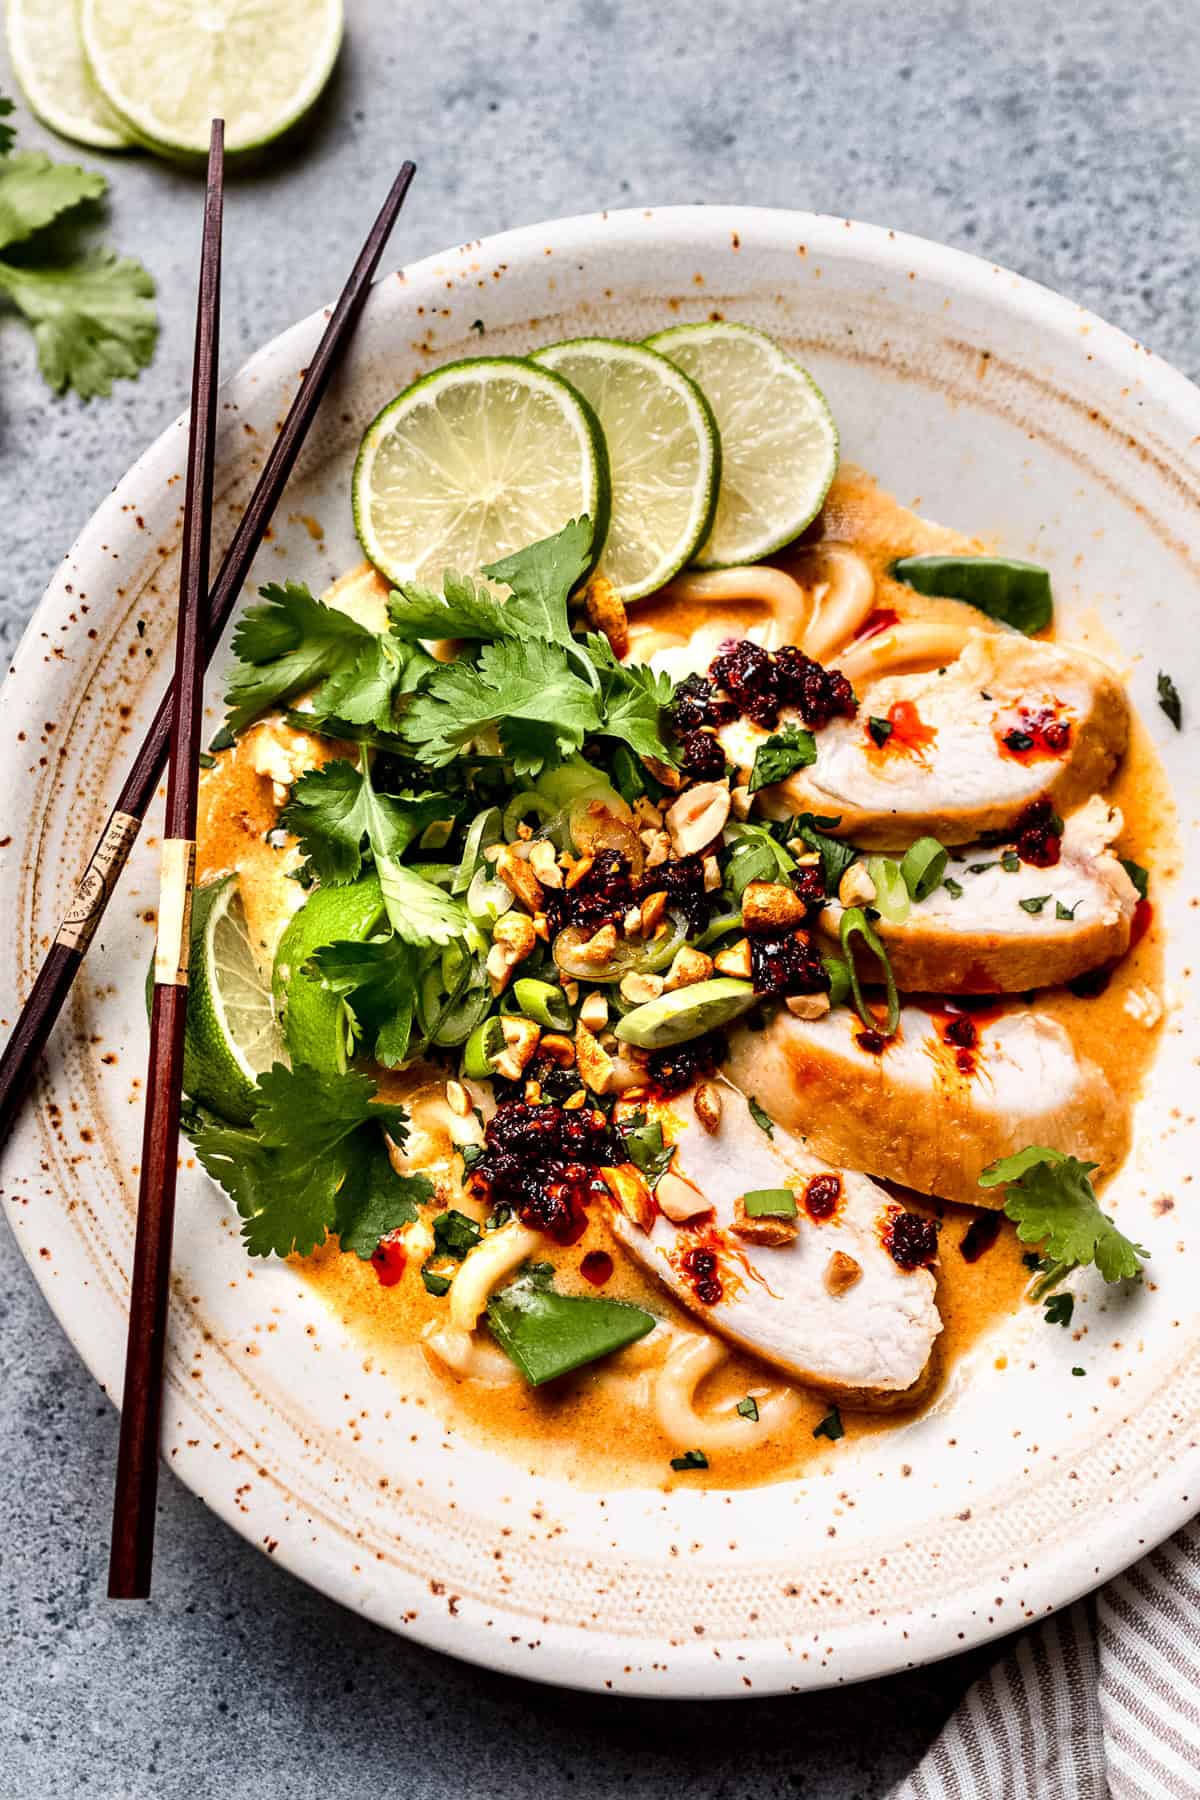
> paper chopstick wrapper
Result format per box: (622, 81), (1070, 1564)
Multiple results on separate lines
(154, 837), (196, 987)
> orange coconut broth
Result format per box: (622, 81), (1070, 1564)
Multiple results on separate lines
(193, 467), (1170, 1491)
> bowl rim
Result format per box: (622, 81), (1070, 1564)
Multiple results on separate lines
(5, 202), (1200, 1697)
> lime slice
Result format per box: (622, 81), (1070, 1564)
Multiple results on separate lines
(644, 323), (838, 569)
(353, 356), (611, 589)
(530, 338), (720, 603)
(6, 0), (135, 150)
(179, 876), (283, 1125)
(272, 874), (386, 1076)
(80, 0), (343, 159)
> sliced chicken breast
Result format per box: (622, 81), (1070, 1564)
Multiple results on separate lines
(818, 797), (1139, 992)
(604, 1080), (942, 1405)
(725, 1003), (1126, 1208)
(750, 630), (1129, 848)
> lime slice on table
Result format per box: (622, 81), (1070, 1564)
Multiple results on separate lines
(173, 877), (283, 1126)
(6, 0), (135, 150)
(80, 0), (343, 159)
(644, 322), (838, 569)
(530, 338), (720, 604)
(272, 873), (386, 1077)
(353, 357), (611, 589)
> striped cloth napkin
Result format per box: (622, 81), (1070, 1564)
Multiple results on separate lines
(890, 1520), (1200, 1798)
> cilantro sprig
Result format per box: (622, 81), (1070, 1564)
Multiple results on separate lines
(192, 1063), (431, 1259)
(979, 1146), (1147, 1300)
(0, 102), (157, 398)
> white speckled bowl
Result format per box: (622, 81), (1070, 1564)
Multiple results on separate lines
(3, 208), (1198, 1697)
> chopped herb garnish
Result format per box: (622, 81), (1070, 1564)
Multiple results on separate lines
(1157, 670), (1182, 730)
(813, 1406), (844, 1442)
(742, 1187), (798, 1218)
(432, 1208), (482, 1260)
(748, 724), (817, 793)
(486, 1263), (655, 1385)
(943, 876), (964, 899)
(421, 1266), (452, 1297)
(748, 1095), (775, 1139)
(1022, 1251), (1043, 1270)
(736, 1396), (760, 1421)
(980, 1146), (1147, 1296)
(889, 554), (1053, 635)
(786, 812), (859, 891)
(1019, 895), (1051, 914)
(868, 715), (893, 747)
(621, 1116), (676, 1188)
(460, 1142), (484, 1173)
(209, 724), (236, 754)
(470, 318), (485, 334)
(1044, 1291), (1074, 1328)
(1072, 1366), (1086, 1377)
(1001, 850), (1020, 873)
(1003, 729), (1034, 753)
(1055, 900), (1078, 921)
(670, 1449), (709, 1471)
(968, 861), (997, 875)
(1120, 858), (1149, 899)
(198, 751), (217, 769)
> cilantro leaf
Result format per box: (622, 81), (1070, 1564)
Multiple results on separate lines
(748, 725), (817, 794)
(979, 1146), (1147, 1283)
(224, 583), (377, 733)
(309, 632), (409, 734)
(812, 1406), (844, 1442)
(669, 1449), (709, 1471)
(1119, 858), (1149, 900)
(0, 247), (156, 399)
(307, 934), (421, 1066)
(747, 1096), (775, 1139)
(620, 1115), (676, 1187)
(0, 151), (106, 252)
(432, 1209), (482, 1260)
(193, 1063), (412, 1259)
(585, 637), (676, 762)
(1044, 1291), (1075, 1328)
(399, 636), (600, 775)
(785, 813), (858, 891)
(389, 568), (519, 643)
(337, 1142), (432, 1260)
(724, 821), (795, 896)
(281, 762), (468, 944)
(483, 517), (592, 642)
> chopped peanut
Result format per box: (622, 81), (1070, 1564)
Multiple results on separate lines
(539, 1032), (576, 1066)
(665, 780), (731, 857)
(693, 1081), (722, 1134)
(576, 921), (618, 965)
(620, 971), (665, 1005)
(655, 1168), (711, 1223)
(623, 905), (644, 936)
(493, 911), (537, 958)
(562, 980), (580, 1005)
(785, 992), (831, 1020)
(732, 1196), (799, 1246)
(563, 1090), (587, 1110)
(640, 889), (668, 933)
(583, 573), (629, 657)
(742, 881), (809, 932)
(644, 756), (684, 792)
(838, 860), (876, 907)
(497, 846), (544, 912)
(702, 854), (722, 892)
(644, 830), (671, 869)
(575, 1020), (616, 1095)
(579, 990), (609, 1031)
(600, 1163), (655, 1232)
(664, 944), (714, 990)
(445, 1079), (471, 1118)
(824, 1250), (862, 1296)
(730, 784), (753, 821)
(528, 839), (563, 888)
(493, 1017), (541, 1081)
(633, 796), (664, 829)
(565, 852), (595, 890)
(713, 938), (752, 979)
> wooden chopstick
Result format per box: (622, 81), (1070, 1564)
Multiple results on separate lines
(108, 120), (226, 1600)
(0, 158), (417, 1149)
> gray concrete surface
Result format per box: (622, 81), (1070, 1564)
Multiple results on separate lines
(2, 2), (1197, 1794)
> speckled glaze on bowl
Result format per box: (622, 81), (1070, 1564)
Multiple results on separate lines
(2, 207), (1198, 1698)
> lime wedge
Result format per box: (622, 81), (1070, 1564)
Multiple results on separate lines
(179, 877), (283, 1125)
(272, 874), (386, 1076)
(353, 356), (611, 589)
(530, 338), (720, 603)
(645, 323), (838, 569)
(80, 0), (343, 159)
(6, 0), (135, 150)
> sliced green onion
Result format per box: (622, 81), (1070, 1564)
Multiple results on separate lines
(502, 791), (557, 842)
(418, 817), (456, 851)
(866, 856), (911, 924)
(839, 906), (900, 1037)
(512, 977), (572, 1031)
(453, 805), (501, 894)
(694, 907), (743, 949)
(900, 836), (948, 902)
(820, 950), (852, 1009)
(632, 907), (690, 974)
(743, 1187), (798, 1218)
(467, 862), (514, 926)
